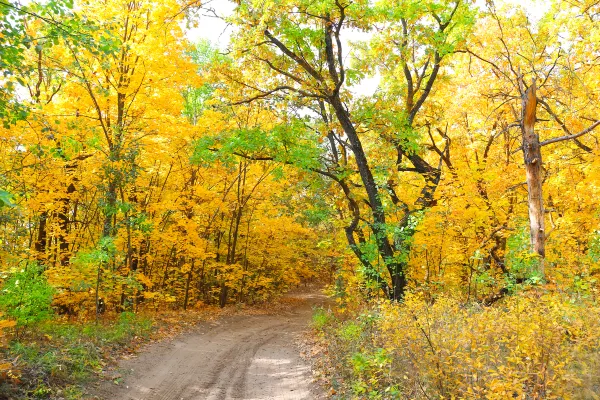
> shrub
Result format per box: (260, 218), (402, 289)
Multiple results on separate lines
(315, 289), (600, 399)
(0, 312), (153, 398)
(312, 306), (333, 330)
(0, 264), (54, 330)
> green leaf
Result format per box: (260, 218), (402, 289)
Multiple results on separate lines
(0, 189), (15, 208)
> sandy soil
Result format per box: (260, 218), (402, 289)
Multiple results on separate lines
(90, 292), (327, 400)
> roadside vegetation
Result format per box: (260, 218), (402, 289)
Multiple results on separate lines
(1, 313), (151, 399)
(312, 287), (600, 399)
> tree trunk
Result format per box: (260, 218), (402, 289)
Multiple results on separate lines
(520, 78), (545, 276)
(183, 259), (195, 310)
(219, 282), (228, 308)
(35, 211), (48, 260)
(330, 95), (401, 299)
(58, 182), (76, 266)
(390, 264), (408, 301)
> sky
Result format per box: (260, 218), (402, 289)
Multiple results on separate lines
(186, 0), (236, 50)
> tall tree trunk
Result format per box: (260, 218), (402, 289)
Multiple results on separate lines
(35, 211), (48, 260)
(219, 282), (228, 308)
(183, 259), (195, 310)
(520, 78), (545, 276)
(330, 95), (404, 299)
(58, 182), (76, 266)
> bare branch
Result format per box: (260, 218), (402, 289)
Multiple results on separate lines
(229, 85), (325, 105)
(540, 119), (600, 147)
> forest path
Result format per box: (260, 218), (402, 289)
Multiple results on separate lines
(91, 291), (327, 400)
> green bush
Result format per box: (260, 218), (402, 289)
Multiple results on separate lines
(0, 264), (54, 329)
(505, 226), (543, 285)
(312, 306), (332, 330)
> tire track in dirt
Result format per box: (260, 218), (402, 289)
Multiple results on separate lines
(90, 292), (326, 400)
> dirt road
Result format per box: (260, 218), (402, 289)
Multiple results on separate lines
(92, 292), (326, 400)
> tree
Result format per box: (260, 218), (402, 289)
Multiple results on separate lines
(0, 0), (91, 125)
(466, 2), (600, 279)
(214, 0), (475, 299)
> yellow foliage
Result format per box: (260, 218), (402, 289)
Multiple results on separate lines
(318, 289), (600, 399)
(0, 317), (15, 347)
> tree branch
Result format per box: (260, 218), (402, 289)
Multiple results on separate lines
(264, 29), (325, 84)
(540, 120), (600, 147)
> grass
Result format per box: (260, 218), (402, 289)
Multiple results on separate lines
(311, 306), (332, 330)
(0, 312), (152, 399)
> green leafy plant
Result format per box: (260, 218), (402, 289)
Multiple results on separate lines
(588, 230), (600, 263)
(312, 307), (332, 331)
(505, 226), (543, 288)
(0, 264), (55, 332)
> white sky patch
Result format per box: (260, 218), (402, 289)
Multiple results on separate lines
(186, 0), (236, 49)
(475, 0), (550, 24)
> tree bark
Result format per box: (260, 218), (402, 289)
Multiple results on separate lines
(35, 211), (48, 258)
(57, 182), (76, 266)
(520, 78), (545, 276)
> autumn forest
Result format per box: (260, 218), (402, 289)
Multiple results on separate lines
(0, 0), (600, 398)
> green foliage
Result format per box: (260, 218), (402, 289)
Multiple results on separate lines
(315, 307), (404, 399)
(312, 306), (333, 330)
(0, 264), (55, 328)
(83, 311), (152, 344)
(0, 189), (14, 207)
(350, 348), (393, 398)
(505, 226), (543, 287)
(71, 237), (117, 275)
(1, 312), (152, 398)
(588, 230), (600, 263)
(192, 120), (323, 171)
(391, 211), (422, 262)
(572, 273), (597, 297)
(340, 321), (362, 342)
(0, 0), (87, 126)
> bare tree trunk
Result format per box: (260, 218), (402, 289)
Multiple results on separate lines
(520, 78), (545, 276)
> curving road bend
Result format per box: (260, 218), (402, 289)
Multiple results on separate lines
(91, 292), (326, 400)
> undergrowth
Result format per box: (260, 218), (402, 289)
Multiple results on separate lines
(0, 312), (152, 399)
(312, 289), (600, 399)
